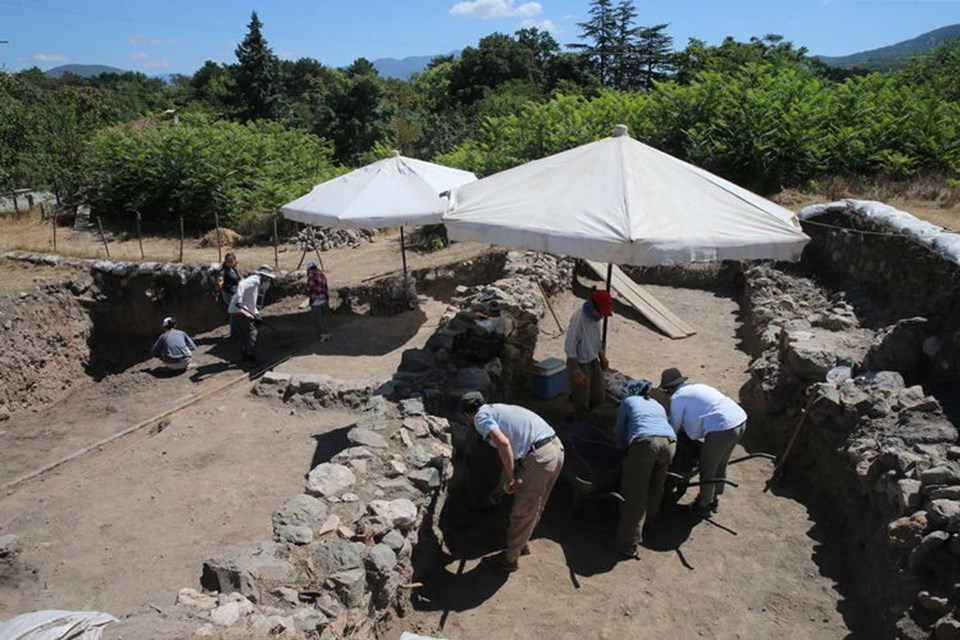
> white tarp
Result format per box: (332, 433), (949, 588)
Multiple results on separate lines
(281, 151), (477, 229)
(800, 199), (960, 266)
(443, 125), (810, 266)
(0, 610), (117, 640)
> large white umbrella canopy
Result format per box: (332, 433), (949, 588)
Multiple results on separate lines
(282, 151), (477, 229)
(443, 125), (809, 266)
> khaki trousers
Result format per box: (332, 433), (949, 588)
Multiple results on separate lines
(617, 435), (676, 548)
(696, 422), (746, 507)
(569, 358), (605, 420)
(505, 438), (564, 563)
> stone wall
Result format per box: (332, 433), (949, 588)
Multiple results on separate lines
(799, 200), (960, 384)
(205, 251), (570, 638)
(741, 261), (960, 640)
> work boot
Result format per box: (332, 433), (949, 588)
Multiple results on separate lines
(619, 545), (640, 560)
(691, 502), (712, 519)
(488, 552), (518, 573)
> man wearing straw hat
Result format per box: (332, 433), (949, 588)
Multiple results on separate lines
(228, 264), (276, 364)
(659, 367), (747, 518)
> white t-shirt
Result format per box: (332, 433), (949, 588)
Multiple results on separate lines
(564, 306), (602, 364)
(668, 382), (747, 441)
(228, 274), (261, 315)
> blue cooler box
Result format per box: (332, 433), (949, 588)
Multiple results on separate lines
(532, 357), (567, 400)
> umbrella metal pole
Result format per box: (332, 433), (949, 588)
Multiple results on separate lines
(602, 263), (613, 349)
(400, 227), (409, 306)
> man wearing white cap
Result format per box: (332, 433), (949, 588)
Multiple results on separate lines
(151, 317), (197, 371)
(228, 264), (276, 364)
(305, 261), (331, 342)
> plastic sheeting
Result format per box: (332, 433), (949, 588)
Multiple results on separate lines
(443, 125), (810, 266)
(0, 610), (117, 640)
(281, 151), (477, 229)
(799, 199), (960, 266)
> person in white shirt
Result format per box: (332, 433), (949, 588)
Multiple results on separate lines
(462, 391), (564, 573)
(659, 367), (747, 518)
(227, 264), (276, 364)
(564, 288), (612, 420)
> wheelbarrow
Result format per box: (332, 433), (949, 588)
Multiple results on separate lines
(554, 422), (625, 515)
(662, 433), (777, 509)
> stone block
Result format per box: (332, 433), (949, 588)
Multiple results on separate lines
(891, 479), (922, 515)
(0, 534), (20, 558)
(928, 499), (960, 530)
(272, 494), (329, 545)
(260, 371), (292, 386)
(918, 591), (952, 614)
(306, 463), (356, 498)
(313, 539), (363, 576)
(909, 531), (949, 570)
(408, 467), (441, 491)
(177, 588), (217, 610)
(922, 466), (960, 488)
(365, 543), (398, 577)
(368, 499), (418, 531)
(888, 512), (928, 549)
(327, 568), (366, 608)
(347, 427), (389, 449)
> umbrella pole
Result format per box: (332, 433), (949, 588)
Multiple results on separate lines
(400, 227), (409, 304)
(602, 263), (613, 349)
(400, 227), (408, 283)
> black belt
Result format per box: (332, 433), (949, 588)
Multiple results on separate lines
(528, 434), (556, 454)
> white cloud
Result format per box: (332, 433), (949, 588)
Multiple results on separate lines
(450, 0), (542, 19)
(520, 18), (556, 32)
(130, 51), (149, 61)
(31, 53), (67, 62)
(128, 34), (144, 45)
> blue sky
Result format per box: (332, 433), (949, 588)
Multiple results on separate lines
(2, 0), (958, 75)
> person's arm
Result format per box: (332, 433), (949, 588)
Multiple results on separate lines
(151, 335), (164, 358)
(319, 272), (328, 303)
(486, 428), (516, 488)
(185, 334), (197, 351)
(668, 398), (683, 435)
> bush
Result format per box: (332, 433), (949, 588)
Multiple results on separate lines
(86, 114), (343, 229)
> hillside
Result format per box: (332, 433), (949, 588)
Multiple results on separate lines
(816, 23), (960, 72)
(45, 63), (126, 78)
(372, 51), (460, 79)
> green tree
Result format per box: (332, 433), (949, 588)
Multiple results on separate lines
(570, 0), (617, 87)
(314, 64), (396, 165)
(448, 33), (540, 106)
(233, 11), (283, 122)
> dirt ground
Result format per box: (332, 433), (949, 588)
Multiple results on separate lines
(0, 194), (930, 638)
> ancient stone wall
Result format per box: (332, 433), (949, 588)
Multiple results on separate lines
(201, 251), (569, 638)
(799, 200), (960, 385)
(741, 262), (960, 640)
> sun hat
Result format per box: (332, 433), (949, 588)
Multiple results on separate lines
(306, 261), (317, 270)
(162, 317), (175, 328)
(624, 379), (652, 397)
(588, 289), (613, 317)
(255, 264), (277, 279)
(461, 391), (485, 414)
(659, 367), (688, 390)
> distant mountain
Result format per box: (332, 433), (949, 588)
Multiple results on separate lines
(45, 64), (126, 78)
(817, 24), (960, 72)
(373, 51), (460, 80)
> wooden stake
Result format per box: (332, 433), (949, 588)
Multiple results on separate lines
(51, 208), (58, 251)
(96, 217), (110, 258)
(214, 212), (222, 263)
(178, 216), (184, 263)
(308, 227), (325, 271)
(135, 211), (145, 259)
(273, 218), (279, 269)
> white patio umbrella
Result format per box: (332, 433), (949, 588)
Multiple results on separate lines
(443, 124), (810, 340)
(282, 150), (477, 281)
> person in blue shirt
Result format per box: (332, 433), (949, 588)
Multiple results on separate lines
(613, 379), (677, 559)
(151, 317), (197, 372)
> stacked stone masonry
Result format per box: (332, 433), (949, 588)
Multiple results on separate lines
(742, 201), (960, 640)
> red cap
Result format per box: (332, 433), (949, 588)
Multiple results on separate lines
(589, 289), (613, 317)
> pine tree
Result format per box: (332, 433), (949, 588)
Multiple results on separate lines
(233, 11), (282, 121)
(570, 0), (617, 87)
(635, 24), (674, 89)
(611, 0), (641, 90)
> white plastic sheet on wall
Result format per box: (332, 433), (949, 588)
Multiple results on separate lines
(0, 610), (117, 640)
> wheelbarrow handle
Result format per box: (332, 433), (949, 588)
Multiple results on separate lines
(665, 472), (739, 488)
(728, 452), (777, 465)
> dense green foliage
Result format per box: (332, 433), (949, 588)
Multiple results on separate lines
(86, 115), (340, 228)
(1, 0), (958, 229)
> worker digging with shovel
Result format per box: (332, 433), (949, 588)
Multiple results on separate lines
(227, 264), (277, 366)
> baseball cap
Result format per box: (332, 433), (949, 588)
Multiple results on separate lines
(589, 289), (613, 317)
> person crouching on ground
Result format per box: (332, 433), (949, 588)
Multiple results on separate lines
(228, 264), (276, 365)
(461, 391), (564, 573)
(564, 288), (613, 420)
(305, 260), (331, 343)
(659, 367), (747, 518)
(151, 317), (196, 372)
(614, 379), (677, 559)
